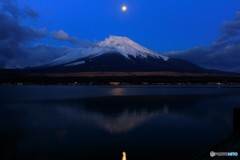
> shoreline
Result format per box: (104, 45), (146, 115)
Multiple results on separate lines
(1, 71), (240, 85)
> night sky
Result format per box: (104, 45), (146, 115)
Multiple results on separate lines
(1, 0), (240, 72)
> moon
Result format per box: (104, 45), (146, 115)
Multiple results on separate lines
(121, 5), (127, 12)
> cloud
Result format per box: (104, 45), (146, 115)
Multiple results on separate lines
(51, 30), (80, 44)
(5, 44), (69, 68)
(167, 45), (240, 72)
(23, 6), (39, 18)
(167, 12), (240, 73)
(0, 0), (89, 68)
(215, 12), (240, 44)
(0, 13), (45, 62)
(0, 0), (47, 67)
(0, 0), (38, 19)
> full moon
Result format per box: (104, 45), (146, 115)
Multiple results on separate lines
(121, 5), (127, 12)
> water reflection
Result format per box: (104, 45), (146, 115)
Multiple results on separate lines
(122, 151), (127, 160)
(109, 88), (125, 96)
(86, 109), (160, 133)
(39, 94), (237, 135)
(7, 93), (232, 138)
(59, 106), (167, 133)
(1, 86), (240, 160)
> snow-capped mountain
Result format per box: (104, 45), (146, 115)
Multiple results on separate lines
(98, 36), (169, 61)
(43, 35), (206, 72)
(48, 36), (169, 66)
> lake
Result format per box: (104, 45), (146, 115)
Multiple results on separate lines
(0, 85), (240, 160)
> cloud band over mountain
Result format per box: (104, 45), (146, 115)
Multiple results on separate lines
(167, 12), (240, 72)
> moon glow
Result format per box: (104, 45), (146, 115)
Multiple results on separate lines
(122, 5), (127, 12)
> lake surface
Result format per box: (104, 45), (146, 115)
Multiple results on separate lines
(0, 85), (240, 160)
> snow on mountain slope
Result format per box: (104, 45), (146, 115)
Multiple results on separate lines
(47, 35), (169, 66)
(48, 47), (109, 66)
(98, 36), (169, 61)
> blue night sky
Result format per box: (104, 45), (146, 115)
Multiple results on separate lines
(21, 0), (240, 52)
(1, 0), (240, 72)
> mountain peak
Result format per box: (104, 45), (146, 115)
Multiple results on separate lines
(101, 35), (134, 45)
(106, 35), (131, 40)
(98, 35), (169, 61)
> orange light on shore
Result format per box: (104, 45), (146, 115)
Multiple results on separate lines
(122, 151), (127, 160)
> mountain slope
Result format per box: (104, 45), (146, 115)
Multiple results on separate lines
(41, 36), (208, 72)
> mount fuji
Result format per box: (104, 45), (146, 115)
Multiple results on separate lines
(39, 36), (207, 72)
